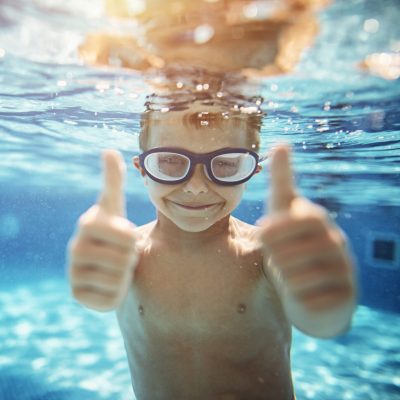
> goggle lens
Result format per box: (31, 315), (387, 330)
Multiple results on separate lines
(145, 152), (190, 181)
(211, 153), (256, 182)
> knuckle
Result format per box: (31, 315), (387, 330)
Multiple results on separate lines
(78, 211), (92, 227)
(68, 263), (78, 281)
(72, 285), (85, 301)
(305, 214), (325, 228)
(120, 223), (137, 245)
(68, 237), (85, 258)
(78, 206), (101, 230)
(328, 228), (347, 248)
(71, 238), (86, 257)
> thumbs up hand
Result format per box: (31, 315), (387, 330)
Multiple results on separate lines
(259, 145), (355, 314)
(67, 150), (139, 312)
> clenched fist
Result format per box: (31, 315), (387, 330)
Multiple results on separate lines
(259, 145), (356, 314)
(67, 150), (139, 312)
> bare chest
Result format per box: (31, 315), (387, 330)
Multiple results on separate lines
(141, 247), (261, 329)
(115, 226), (294, 399)
(118, 243), (288, 345)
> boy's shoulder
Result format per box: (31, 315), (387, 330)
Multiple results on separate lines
(230, 216), (261, 243)
(134, 221), (157, 238)
(134, 220), (157, 234)
(133, 221), (157, 250)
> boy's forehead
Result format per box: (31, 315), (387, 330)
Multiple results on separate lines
(147, 114), (249, 151)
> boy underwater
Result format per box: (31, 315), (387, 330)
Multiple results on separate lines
(67, 100), (357, 400)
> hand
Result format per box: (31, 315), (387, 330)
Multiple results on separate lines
(67, 150), (138, 312)
(259, 144), (355, 312)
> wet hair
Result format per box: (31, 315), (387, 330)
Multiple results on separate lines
(139, 109), (262, 152)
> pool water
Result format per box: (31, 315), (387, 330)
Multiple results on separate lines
(1, 0), (400, 399)
(0, 280), (399, 400)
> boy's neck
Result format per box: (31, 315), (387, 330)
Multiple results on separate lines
(154, 211), (233, 247)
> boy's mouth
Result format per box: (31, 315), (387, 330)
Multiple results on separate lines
(169, 201), (220, 210)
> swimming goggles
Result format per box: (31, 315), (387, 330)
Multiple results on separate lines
(138, 147), (266, 186)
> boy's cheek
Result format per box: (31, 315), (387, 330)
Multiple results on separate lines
(224, 185), (245, 205)
(146, 179), (171, 195)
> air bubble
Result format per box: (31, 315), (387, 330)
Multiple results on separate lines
(270, 84), (278, 92)
(193, 24), (215, 44)
(323, 102), (331, 111)
(364, 19), (379, 33)
(243, 4), (258, 19)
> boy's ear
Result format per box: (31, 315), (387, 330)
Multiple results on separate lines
(132, 156), (146, 177)
(255, 165), (263, 174)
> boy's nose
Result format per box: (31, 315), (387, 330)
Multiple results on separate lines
(182, 164), (209, 195)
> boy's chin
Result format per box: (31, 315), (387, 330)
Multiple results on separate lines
(172, 218), (219, 233)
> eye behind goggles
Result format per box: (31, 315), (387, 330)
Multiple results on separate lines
(139, 147), (264, 186)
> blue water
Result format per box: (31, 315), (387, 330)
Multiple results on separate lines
(1, 0), (400, 399)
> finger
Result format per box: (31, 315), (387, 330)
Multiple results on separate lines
(70, 264), (123, 292)
(78, 208), (136, 251)
(71, 240), (135, 272)
(72, 285), (117, 311)
(271, 237), (346, 275)
(261, 212), (326, 250)
(98, 149), (126, 217)
(295, 282), (353, 312)
(287, 262), (351, 294)
(268, 144), (297, 215)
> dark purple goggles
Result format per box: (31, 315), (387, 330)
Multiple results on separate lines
(139, 147), (263, 186)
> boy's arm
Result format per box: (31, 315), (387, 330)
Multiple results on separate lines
(259, 145), (357, 338)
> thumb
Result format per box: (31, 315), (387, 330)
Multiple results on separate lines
(268, 144), (297, 215)
(98, 149), (126, 217)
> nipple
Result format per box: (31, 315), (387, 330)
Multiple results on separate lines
(237, 303), (247, 314)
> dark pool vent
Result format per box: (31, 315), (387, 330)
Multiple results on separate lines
(366, 232), (399, 269)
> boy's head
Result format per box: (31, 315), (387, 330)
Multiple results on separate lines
(133, 100), (264, 232)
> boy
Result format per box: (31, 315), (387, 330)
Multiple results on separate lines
(67, 103), (356, 400)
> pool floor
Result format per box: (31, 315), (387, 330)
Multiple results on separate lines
(1, 279), (399, 400)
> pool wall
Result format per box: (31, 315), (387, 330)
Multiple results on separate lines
(1, 187), (399, 313)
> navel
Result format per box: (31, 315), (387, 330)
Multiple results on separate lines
(138, 305), (145, 316)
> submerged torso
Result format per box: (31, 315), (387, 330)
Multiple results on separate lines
(116, 217), (294, 400)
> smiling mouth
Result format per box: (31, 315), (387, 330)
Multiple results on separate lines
(170, 201), (220, 210)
